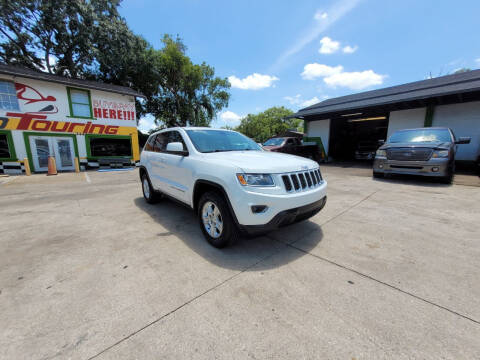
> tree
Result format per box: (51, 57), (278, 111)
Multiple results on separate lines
(145, 35), (230, 128)
(235, 107), (302, 143)
(0, 2), (230, 127)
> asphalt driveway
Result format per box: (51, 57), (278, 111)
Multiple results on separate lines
(0, 167), (479, 359)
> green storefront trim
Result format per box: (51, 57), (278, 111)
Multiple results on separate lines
(424, 105), (435, 127)
(85, 134), (132, 160)
(22, 132), (79, 172)
(0, 129), (17, 162)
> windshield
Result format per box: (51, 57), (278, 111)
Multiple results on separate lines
(388, 129), (452, 143)
(263, 138), (285, 146)
(186, 129), (261, 153)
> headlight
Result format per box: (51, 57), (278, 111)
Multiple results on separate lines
(432, 150), (449, 158)
(236, 173), (274, 186)
(376, 149), (386, 157)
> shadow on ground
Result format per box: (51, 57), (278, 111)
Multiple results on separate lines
(134, 197), (322, 271)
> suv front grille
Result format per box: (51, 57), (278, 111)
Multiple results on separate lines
(281, 169), (323, 192)
(386, 148), (433, 161)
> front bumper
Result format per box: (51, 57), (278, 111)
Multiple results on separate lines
(240, 196), (327, 235)
(373, 157), (450, 177)
(229, 180), (327, 226)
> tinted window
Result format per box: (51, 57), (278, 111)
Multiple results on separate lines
(0, 133), (11, 158)
(286, 138), (294, 145)
(144, 135), (156, 151)
(186, 129), (260, 153)
(388, 129), (452, 143)
(166, 131), (186, 150)
(263, 138), (285, 146)
(89, 137), (132, 157)
(153, 133), (168, 152)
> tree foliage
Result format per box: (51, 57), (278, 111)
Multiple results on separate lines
(235, 107), (302, 143)
(146, 35), (230, 127)
(0, 0), (230, 127)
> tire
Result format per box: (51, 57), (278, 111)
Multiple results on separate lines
(373, 171), (384, 178)
(142, 173), (161, 204)
(198, 191), (239, 248)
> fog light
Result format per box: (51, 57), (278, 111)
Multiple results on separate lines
(251, 205), (268, 213)
(432, 167), (439, 172)
(379, 164), (384, 169)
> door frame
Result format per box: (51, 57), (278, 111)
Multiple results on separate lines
(23, 132), (79, 173)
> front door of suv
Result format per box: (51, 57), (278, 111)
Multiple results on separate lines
(160, 131), (192, 204)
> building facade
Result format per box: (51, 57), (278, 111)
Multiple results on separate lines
(294, 70), (480, 164)
(0, 65), (143, 174)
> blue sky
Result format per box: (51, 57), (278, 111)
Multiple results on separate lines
(120, 0), (480, 131)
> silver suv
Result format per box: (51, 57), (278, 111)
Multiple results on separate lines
(373, 127), (470, 183)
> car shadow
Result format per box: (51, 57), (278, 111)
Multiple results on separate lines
(133, 197), (323, 271)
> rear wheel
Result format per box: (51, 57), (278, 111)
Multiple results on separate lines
(142, 173), (161, 204)
(198, 191), (238, 248)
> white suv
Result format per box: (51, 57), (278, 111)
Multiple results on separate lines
(139, 127), (327, 248)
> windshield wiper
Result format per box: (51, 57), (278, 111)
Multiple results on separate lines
(202, 149), (236, 153)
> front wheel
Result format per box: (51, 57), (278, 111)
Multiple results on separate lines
(142, 173), (161, 204)
(198, 191), (239, 248)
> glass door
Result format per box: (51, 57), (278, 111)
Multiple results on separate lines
(30, 137), (51, 172)
(53, 138), (75, 171)
(29, 136), (75, 172)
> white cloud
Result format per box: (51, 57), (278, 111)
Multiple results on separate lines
(319, 36), (340, 54)
(301, 63), (385, 90)
(300, 97), (321, 107)
(475, 58), (480, 65)
(324, 70), (385, 90)
(270, 0), (361, 72)
(301, 63), (343, 80)
(219, 110), (242, 124)
(314, 11), (328, 20)
(228, 73), (279, 90)
(284, 94), (302, 105)
(342, 45), (358, 54)
(138, 115), (156, 132)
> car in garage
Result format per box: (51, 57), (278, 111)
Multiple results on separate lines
(373, 127), (470, 183)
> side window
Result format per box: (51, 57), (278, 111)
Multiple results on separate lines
(153, 132), (168, 152)
(286, 138), (294, 145)
(167, 131), (186, 149)
(144, 135), (156, 151)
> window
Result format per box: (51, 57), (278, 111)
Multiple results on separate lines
(0, 131), (15, 160)
(388, 129), (452, 143)
(186, 129), (260, 153)
(144, 135), (156, 151)
(153, 133), (168, 152)
(0, 80), (20, 111)
(68, 88), (92, 118)
(0, 133), (11, 158)
(166, 131), (186, 151)
(89, 137), (132, 157)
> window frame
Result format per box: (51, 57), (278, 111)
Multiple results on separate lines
(0, 79), (20, 111)
(0, 130), (16, 161)
(67, 87), (94, 119)
(85, 134), (133, 159)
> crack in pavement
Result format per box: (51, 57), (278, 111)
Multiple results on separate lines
(86, 246), (285, 359)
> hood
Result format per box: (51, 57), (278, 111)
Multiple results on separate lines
(380, 141), (451, 150)
(201, 150), (318, 173)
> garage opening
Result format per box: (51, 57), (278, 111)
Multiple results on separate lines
(328, 116), (389, 161)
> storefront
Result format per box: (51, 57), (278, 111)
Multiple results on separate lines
(0, 64), (143, 174)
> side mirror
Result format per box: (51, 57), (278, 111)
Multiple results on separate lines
(456, 137), (471, 145)
(378, 139), (385, 146)
(166, 142), (188, 155)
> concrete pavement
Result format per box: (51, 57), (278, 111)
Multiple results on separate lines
(0, 167), (479, 359)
